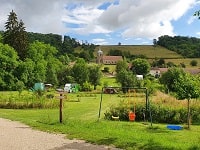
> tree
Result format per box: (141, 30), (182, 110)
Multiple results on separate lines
(0, 34), (3, 43)
(194, 10), (200, 19)
(0, 43), (19, 90)
(15, 59), (35, 87)
(3, 10), (28, 60)
(159, 67), (185, 92)
(57, 66), (74, 86)
(131, 58), (150, 76)
(116, 60), (129, 74)
(173, 72), (200, 129)
(153, 39), (157, 47)
(160, 67), (200, 129)
(27, 41), (61, 86)
(88, 64), (102, 90)
(173, 73), (200, 100)
(116, 69), (137, 93)
(190, 60), (197, 66)
(72, 58), (89, 87)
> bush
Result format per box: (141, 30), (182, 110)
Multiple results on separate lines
(190, 60), (198, 66)
(104, 100), (200, 124)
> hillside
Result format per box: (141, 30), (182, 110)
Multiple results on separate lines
(93, 45), (200, 68)
(94, 45), (183, 59)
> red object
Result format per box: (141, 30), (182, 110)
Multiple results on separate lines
(129, 111), (136, 121)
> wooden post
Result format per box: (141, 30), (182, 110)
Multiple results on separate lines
(59, 92), (63, 123)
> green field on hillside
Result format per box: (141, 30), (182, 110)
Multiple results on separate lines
(95, 45), (183, 59)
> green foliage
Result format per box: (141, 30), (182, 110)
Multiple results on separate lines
(0, 91), (58, 109)
(179, 62), (186, 68)
(81, 81), (92, 91)
(26, 41), (61, 86)
(131, 58), (150, 76)
(0, 34), (3, 43)
(116, 70), (137, 92)
(103, 67), (109, 73)
(166, 61), (176, 67)
(173, 73), (200, 99)
(160, 67), (200, 99)
(152, 58), (165, 67)
(115, 60), (129, 74)
(190, 59), (198, 66)
(0, 43), (19, 90)
(57, 66), (74, 86)
(28, 32), (63, 52)
(108, 49), (122, 56)
(16, 80), (25, 96)
(104, 100), (200, 124)
(158, 35), (200, 58)
(88, 64), (102, 90)
(159, 67), (186, 92)
(72, 58), (89, 86)
(3, 10), (28, 60)
(15, 59), (34, 87)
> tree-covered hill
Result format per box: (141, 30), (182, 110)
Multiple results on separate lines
(157, 35), (200, 58)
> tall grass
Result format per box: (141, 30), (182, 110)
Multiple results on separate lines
(0, 91), (59, 109)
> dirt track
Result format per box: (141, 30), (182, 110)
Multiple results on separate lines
(0, 118), (121, 150)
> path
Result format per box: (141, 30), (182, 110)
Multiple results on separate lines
(0, 118), (121, 150)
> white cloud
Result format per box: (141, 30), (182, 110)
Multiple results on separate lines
(0, 0), (66, 34)
(92, 38), (108, 45)
(98, 0), (196, 39)
(0, 0), (197, 42)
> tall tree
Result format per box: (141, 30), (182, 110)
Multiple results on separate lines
(88, 64), (102, 90)
(116, 69), (137, 93)
(116, 60), (129, 74)
(72, 58), (89, 86)
(27, 41), (61, 86)
(131, 58), (150, 76)
(0, 43), (19, 90)
(3, 10), (28, 60)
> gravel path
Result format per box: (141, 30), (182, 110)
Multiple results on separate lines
(0, 118), (121, 150)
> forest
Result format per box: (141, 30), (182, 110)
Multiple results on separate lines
(0, 10), (100, 91)
(157, 35), (200, 58)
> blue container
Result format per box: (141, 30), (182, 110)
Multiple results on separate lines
(167, 125), (183, 130)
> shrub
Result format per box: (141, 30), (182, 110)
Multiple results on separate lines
(104, 100), (200, 124)
(190, 60), (198, 66)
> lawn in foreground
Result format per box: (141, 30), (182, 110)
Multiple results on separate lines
(0, 93), (200, 150)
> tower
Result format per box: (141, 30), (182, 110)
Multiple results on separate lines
(97, 48), (103, 64)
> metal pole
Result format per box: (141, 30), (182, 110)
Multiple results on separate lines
(98, 87), (104, 121)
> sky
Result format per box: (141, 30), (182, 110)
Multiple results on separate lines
(0, 0), (200, 45)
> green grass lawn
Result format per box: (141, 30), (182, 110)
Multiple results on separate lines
(0, 92), (200, 150)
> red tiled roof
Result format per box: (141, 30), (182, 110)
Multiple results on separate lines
(103, 56), (123, 61)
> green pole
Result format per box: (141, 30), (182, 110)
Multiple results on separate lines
(98, 87), (104, 121)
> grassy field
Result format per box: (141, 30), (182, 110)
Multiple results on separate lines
(95, 45), (183, 59)
(164, 58), (200, 68)
(0, 91), (200, 150)
(93, 45), (200, 68)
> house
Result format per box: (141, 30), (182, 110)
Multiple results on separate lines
(102, 56), (123, 64)
(150, 67), (200, 77)
(96, 48), (123, 65)
(149, 67), (161, 77)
